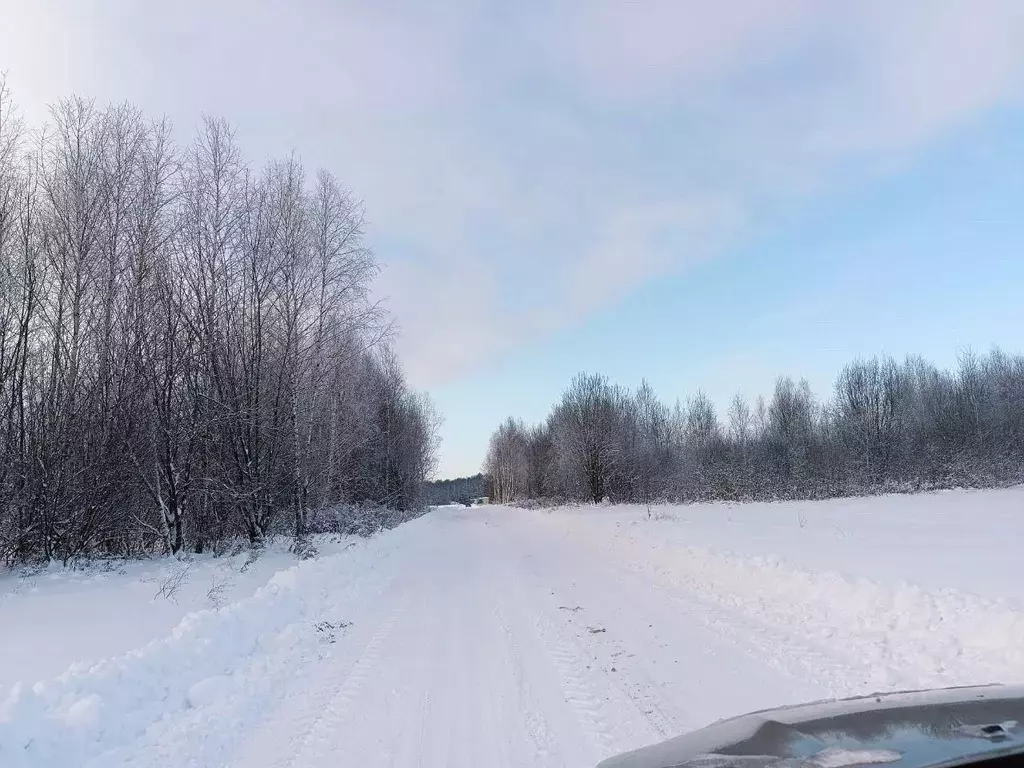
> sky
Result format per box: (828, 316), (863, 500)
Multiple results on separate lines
(3, 1), (1024, 478)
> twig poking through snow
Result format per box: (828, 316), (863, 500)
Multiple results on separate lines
(206, 570), (233, 608)
(153, 562), (192, 602)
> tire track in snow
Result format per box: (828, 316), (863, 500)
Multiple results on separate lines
(379, 588), (434, 768)
(575, 622), (687, 740)
(224, 587), (410, 768)
(495, 543), (660, 766)
(454, 572), (498, 767)
(280, 597), (408, 768)
(525, 583), (672, 759)
(543, 585), (693, 740)
(504, 515), (852, 738)
(492, 595), (563, 767)
(536, 610), (620, 758)
(342, 522), (524, 768)
(321, 525), (494, 767)
(464, 560), (562, 768)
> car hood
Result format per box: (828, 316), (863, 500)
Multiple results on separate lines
(598, 684), (1024, 768)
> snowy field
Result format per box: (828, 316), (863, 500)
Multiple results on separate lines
(2, 487), (1024, 767)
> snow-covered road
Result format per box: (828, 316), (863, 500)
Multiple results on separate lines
(5, 496), (1021, 768)
(227, 507), (837, 768)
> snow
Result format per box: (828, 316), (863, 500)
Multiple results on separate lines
(541, 486), (1024, 601)
(0, 537), (357, 689)
(809, 748), (902, 768)
(3, 488), (1024, 767)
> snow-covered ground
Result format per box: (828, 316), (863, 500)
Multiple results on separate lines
(0, 537), (360, 689)
(2, 488), (1023, 767)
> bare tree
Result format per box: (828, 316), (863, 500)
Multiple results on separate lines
(834, 357), (908, 485)
(549, 374), (621, 503)
(0, 84), (436, 564)
(485, 417), (528, 503)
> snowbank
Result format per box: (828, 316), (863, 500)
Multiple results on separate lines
(0, 521), (423, 768)
(535, 486), (1024, 601)
(537, 489), (1024, 690)
(0, 536), (358, 689)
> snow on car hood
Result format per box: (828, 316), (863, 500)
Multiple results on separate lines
(598, 684), (1024, 768)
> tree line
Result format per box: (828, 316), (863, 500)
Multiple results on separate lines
(484, 349), (1024, 505)
(0, 79), (436, 564)
(423, 474), (485, 506)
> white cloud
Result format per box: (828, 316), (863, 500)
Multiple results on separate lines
(3, 0), (1024, 390)
(820, 1), (1024, 153)
(378, 0), (1024, 386)
(555, 0), (819, 100)
(563, 197), (745, 318)
(554, 1), (1024, 156)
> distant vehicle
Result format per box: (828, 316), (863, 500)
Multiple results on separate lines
(598, 684), (1024, 768)
(471, 496), (489, 506)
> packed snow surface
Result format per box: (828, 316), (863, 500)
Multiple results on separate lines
(3, 487), (1024, 767)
